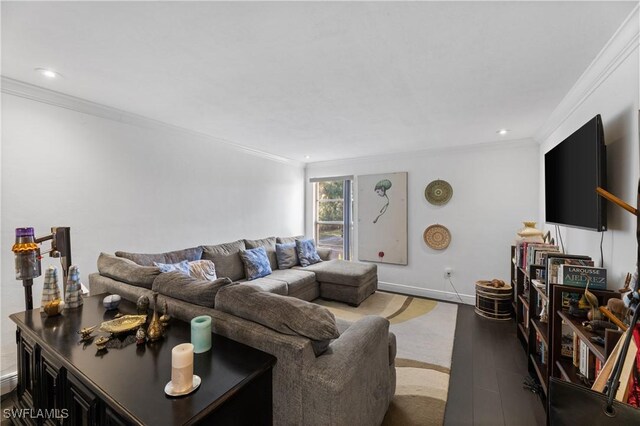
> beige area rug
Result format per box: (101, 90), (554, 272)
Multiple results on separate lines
(317, 291), (458, 426)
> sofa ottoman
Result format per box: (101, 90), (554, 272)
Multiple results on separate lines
(296, 260), (377, 306)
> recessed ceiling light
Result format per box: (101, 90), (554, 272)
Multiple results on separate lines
(35, 68), (61, 79)
(497, 129), (509, 136)
(305, 155), (311, 159)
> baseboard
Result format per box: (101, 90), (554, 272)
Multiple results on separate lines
(378, 281), (475, 306)
(1, 373), (17, 396)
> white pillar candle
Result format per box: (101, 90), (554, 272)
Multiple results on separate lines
(171, 343), (194, 393)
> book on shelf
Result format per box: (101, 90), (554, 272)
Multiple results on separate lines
(515, 241), (547, 269)
(572, 333), (580, 367)
(560, 326), (573, 358)
(561, 292), (581, 309)
(544, 253), (592, 292)
(535, 333), (547, 365)
(533, 247), (560, 269)
(579, 341), (596, 380)
(558, 264), (607, 290)
(525, 243), (558, 270)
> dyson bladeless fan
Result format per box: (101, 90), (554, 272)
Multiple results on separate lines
(12, 227), (71, 310)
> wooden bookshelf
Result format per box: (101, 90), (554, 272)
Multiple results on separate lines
(531, 319), (549, 346)
(550, 285), (620, 383)
(529, 354), (548, 395)
(531, 279), (549, 303)
(557, 310), (606, 361)
(556, 357), (581, 385)
(526, 264), (550, 397)
(510, 244), (624, 413)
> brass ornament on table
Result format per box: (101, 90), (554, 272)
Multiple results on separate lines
(160, 299), (171, 329)
(147, 293), (163, 342)
(78, 325), (97, 342)
(43, 299), (65, 316)
(137, 295), (150, 315)
(135, 326), (147, 345)
(99, 315), (147, 334)
(95, 336), (110, 350)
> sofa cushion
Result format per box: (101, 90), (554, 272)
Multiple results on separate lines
(269, 268), (317, 287)
(187, 259), (217, 281)
(316, 247), (332, 261)
(115, 247), (203, 266)
(239, 247), (272, 280)
(244, 237), (278, 271)
(97, 253), (161, 289)
(154, 260), (190, 275)
(296, 239), (322, 267)
(238, 277), (288, 295)
(295, 259), (376, 287)
(152, 271), (232, 308)
(275, 243), (299, 269)
(215, 284), (340, 355)
(276, 235), (304, 244)
(269, 269), (316, 295)
(201, 240), (246, 281)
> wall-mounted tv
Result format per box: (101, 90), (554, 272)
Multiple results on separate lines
(544, 114), (607, 231)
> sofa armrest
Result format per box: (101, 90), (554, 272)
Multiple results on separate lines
(302, 315), (395, 425)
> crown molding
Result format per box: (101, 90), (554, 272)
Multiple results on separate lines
(1, 77), (303, 167)
(306, 137), (538, 169)
(534, 5), (639, 143)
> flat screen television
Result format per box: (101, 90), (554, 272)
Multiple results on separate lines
(544, 114), (607, 231)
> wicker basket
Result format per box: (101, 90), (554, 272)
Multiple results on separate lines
(475, 280), (513, 321)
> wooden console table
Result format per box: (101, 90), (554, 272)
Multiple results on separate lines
(9, 294), (276, 426)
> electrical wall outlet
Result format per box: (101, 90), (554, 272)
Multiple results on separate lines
(444, 267), (453, 278)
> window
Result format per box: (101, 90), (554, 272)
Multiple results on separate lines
(314, 178), (352, 260)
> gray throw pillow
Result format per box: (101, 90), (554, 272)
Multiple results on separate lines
(295, 239), (323, 267)
(239, 247), (272, 280)
(201, 240), (246, 281)
(275, 243), (299, 269)
(244, 237), (278, 270)
(97, 253), (161, 289)
(115, 247), (203, 266)
(276, 235), (305, 244)
(215, 284), (339, 356)
(152, 271), (232, 308)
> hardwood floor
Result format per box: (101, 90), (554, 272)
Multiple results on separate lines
(444, 304), (546, 426)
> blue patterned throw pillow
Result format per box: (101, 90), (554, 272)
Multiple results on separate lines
(276, 243), (299, 269)
(154, 260), (190, 275)
(295, 239), (322, 267)
(239, 247), (273, 280)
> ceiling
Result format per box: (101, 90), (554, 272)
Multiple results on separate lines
(1, 2), (636, 163)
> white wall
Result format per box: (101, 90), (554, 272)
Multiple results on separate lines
(1, 90), (305, 379)
(537, 8), (639, 289)
(306, 140), (540, 305)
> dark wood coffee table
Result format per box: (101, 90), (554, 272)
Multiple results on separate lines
(9, 294), (276, 425)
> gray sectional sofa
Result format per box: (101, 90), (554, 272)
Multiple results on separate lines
(88, 236), (395, 426)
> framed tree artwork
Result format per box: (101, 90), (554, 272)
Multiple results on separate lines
(357, 172), (408, 265)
